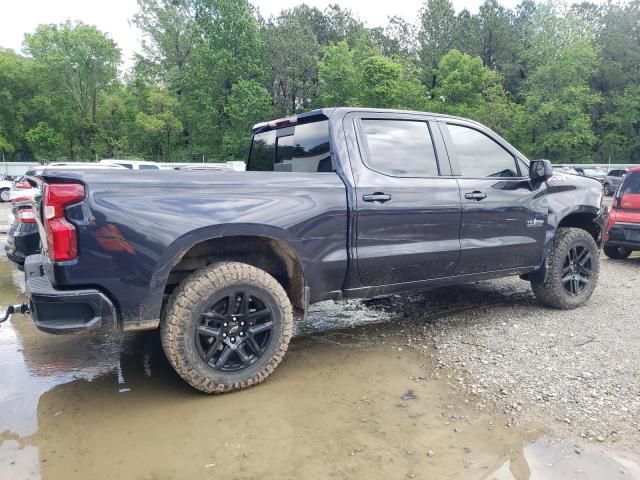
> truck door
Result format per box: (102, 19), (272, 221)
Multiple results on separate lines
(347, 112), (462, 287)
(438, 121), (548, 275)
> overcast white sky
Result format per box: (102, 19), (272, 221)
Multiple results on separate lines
(0, 0), (532, 68)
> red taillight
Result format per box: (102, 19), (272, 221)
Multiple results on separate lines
(15, 181), (31, 189)
(16, 208), (36, 224)
(43, 183), (85, 262)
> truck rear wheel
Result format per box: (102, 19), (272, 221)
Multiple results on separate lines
(531, 227), (599, 310)
(160, 262), (293, 393)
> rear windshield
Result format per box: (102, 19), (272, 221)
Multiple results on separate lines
(248, 120), (333, 172)
(621, 172), (640, 194)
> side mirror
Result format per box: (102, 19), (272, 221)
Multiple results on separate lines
(529, 159), (553, 182)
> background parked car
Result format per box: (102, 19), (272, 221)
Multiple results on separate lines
(575, 167), (607, 183)
(9, 175), (38, 203)
(0, 176), (13, 202)
(559, 166), (580, 175)
(5, 200), (40, 270)
(603, 168), (628, 196)
(99, 159), (160, 170)
(604, 168), (640, 259)
(4, 163), (128, 269)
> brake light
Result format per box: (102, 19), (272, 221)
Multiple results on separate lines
(43, 183), (85, 262)
(268, 115), (297, 128)
(15, 181), (31, 189)
(16, 208), (36, 224)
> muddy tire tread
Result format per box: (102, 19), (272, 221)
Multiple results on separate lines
(531, 227), (599, 310)
(160, 262), (293, 394)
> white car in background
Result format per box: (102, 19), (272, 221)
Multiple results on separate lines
(0, 177), (13, 202)
(99, 159), (160, 170)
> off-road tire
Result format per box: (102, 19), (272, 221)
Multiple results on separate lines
(160, 262), (293, 393)
(531, 227), (599, 310)
(603, 245), (632, 260)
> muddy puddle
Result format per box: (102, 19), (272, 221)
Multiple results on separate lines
(1, 256), (639, 479)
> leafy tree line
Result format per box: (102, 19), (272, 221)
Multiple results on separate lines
(0, 0), (639, 163)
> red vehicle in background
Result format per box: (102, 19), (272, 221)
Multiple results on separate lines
(604, 168), (640, 259)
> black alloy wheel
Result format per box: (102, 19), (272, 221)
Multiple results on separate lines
(161, 262), (293, 393)
(561, 244), (594, 296)
(196, 290), (274, 372)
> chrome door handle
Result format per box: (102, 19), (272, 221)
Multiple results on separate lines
(464, 191), (487, 201)
(362, 193), (392, 203)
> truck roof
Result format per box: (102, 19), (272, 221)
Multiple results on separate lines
(251, 107), (484, 134)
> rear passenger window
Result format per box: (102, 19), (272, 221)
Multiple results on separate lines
(446, 124), (519, 178)
(248, 121), (333, 172)
(621, 173), (640, 194)
(360, 119), (439, 177)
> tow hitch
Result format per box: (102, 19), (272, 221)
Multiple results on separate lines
(0, 304), (30, 326)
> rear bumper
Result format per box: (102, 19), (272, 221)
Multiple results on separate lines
(24, 254), (118, 334)
(606, 222), (640, 251)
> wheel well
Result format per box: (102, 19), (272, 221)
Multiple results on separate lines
(164, 236), (305, 311)
(557, 212), (599, 242)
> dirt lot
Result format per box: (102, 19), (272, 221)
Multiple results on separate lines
(1, 201), (639, 479)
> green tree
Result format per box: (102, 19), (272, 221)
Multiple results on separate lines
(92, 86), (136, 158)
(432, 50), (486, 112)
(0, 49), (38, 159)
(264, 13), (321, 115)
(132, 0), (197, 81)
(185, 0), (267, 155)
(134, 87), (183, 161)
(24, 122), (64, 159)
(369, 16), (418, 58)
(316, 41), (358, 107)
(24, 21), (121, 158)
(222, 80), (273, 159)
(0, 135), (14, 156)
(602, 85), (640, 162)
(419, 0), (456, 91)
(523, 6), (601, 161)
(358, 56), (402, 108)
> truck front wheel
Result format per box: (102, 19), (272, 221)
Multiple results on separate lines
(161, 262), (293, 393)
(531, 227), (599, 309)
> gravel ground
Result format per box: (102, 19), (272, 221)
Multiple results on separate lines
(361, 253), (640, 451)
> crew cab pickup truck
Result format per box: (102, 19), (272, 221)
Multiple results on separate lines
(3, 108), (607, 394)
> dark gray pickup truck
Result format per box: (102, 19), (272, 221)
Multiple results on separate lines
(3, 108), (607, 393)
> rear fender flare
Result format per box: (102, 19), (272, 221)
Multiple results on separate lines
(149, 224), (305, 315)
